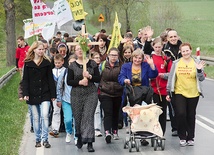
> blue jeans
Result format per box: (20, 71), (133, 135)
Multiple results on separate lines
(31, 101), (50, 143)
(28, 105), (33, 127)
(62, 100), (76, 136)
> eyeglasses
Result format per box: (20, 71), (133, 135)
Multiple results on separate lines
(109, 54), (118, 57)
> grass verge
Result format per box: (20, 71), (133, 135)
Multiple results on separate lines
(204, 65), (214, 79)
(0, 73), (27, 155)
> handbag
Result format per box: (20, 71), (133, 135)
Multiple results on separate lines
(125, 85), (154, 107)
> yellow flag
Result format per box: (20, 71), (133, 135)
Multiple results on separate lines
(68, 0), (87, 20)
(108, 12), (122, 53)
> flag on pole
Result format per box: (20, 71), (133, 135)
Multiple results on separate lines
(108, 12), (122, 52)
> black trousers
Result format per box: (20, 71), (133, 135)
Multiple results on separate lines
(153, 93), (167, 135)
(174, 94), (199, 141)
(99, 95), (122, 133)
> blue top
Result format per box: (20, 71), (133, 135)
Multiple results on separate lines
(118, 62), (158, 86)
(56, 69), (72, 103)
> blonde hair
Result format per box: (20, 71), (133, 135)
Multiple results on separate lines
(132, 48), (144, 59)
(25, 41), (50, 64)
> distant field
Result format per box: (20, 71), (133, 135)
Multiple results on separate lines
(175, 0), (214, 56)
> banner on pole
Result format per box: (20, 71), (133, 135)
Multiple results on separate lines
(52, 0), (73, 29)
(108, 12), (122, 52)
(31, 0), (56, 24)
(68, 0), (87, 20)
(23, 18), (54, 40)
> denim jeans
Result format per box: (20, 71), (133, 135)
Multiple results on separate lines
(28, 104), (33, 127)
(62, 100), (76, 136)
(94, 100), (102, 131)
(31, 101), (50, 142)
(51, 100), (61, 131)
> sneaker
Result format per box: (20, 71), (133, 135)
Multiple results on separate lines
(172, 130), (178, 136)
(187, 140), (194, 146)
(113, 133), (119, 140)
(74, 137), (78, 145)
(49, 130), (59, 138)
(180, 140), (187, 147)
(105, 134), (112, 143)
(65, 133), (72, 143)
(43, 141), (51, 148)
(35, 142), (41, 148)
(95, 130), (102, 137)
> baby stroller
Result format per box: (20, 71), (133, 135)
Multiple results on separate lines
(122, 85), (165, 152)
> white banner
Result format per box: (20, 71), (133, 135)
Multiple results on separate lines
(31, 0), (55, 24)
(42, 22), (56, 41)
(53, 0), (73, 29)
(23, 18), (54, 40)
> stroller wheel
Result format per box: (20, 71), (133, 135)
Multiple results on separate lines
(151, 138), (155, 147)
(135, 141), (140, 152)
(128, 141), (132, 152)
(123, 139), (128, 149)
(157, 138), (162, 147)
(132, 140), (136, 148)
(154, 140), (157, 151)
(161, 139), (165, 150)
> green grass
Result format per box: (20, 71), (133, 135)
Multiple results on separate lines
(175, 1), (214, 56)
(0, 73), (28, 155)
(204, 65), (214, 79)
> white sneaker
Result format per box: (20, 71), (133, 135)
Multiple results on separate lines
(95, 130), (102, 137)
(65, 133), (72, 143)
(113, 134), (119, 140)
(187, 140), (194, 146)
(180, 140), (187, 147)
(74, 137), (78, 145)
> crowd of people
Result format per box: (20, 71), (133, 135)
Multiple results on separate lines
(16, 25), (206, 152)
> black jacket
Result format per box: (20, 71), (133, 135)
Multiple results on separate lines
(99, 60), (123, 97)
(22, 59), (56, 105)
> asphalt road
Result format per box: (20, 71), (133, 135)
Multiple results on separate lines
(19, 78), (214, 155)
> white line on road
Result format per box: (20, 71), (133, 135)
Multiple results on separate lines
(196, 119), (214, 134)
(197, 114), (214, 126)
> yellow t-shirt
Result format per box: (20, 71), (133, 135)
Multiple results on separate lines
(175, 58), (199, 98)
(132, 68), (141, 86)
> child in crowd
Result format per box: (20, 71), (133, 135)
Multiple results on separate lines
(56, 54), (77, 144)
(49, 54), (66, 138)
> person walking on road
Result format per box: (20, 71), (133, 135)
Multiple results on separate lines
(16, 36), (30, 75)
(56, 55), (77, 144)
(118, 48), (158, 146)
(49, 54), (66, 138)
(166, 42), (206, 147)
(98, 48), (123, 144)
(22, 41), (56, 148)
(67, 44), (101, 152)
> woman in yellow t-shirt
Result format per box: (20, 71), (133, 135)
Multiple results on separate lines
(166, 43), (206, 147)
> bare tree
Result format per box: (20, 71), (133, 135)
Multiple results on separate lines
(4, 0), (16, 66)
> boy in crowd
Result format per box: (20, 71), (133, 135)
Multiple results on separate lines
(49, 54), (66, 137)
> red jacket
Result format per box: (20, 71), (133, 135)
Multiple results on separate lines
(16, 45), (30, 68)
(150, 54), (172, 95)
